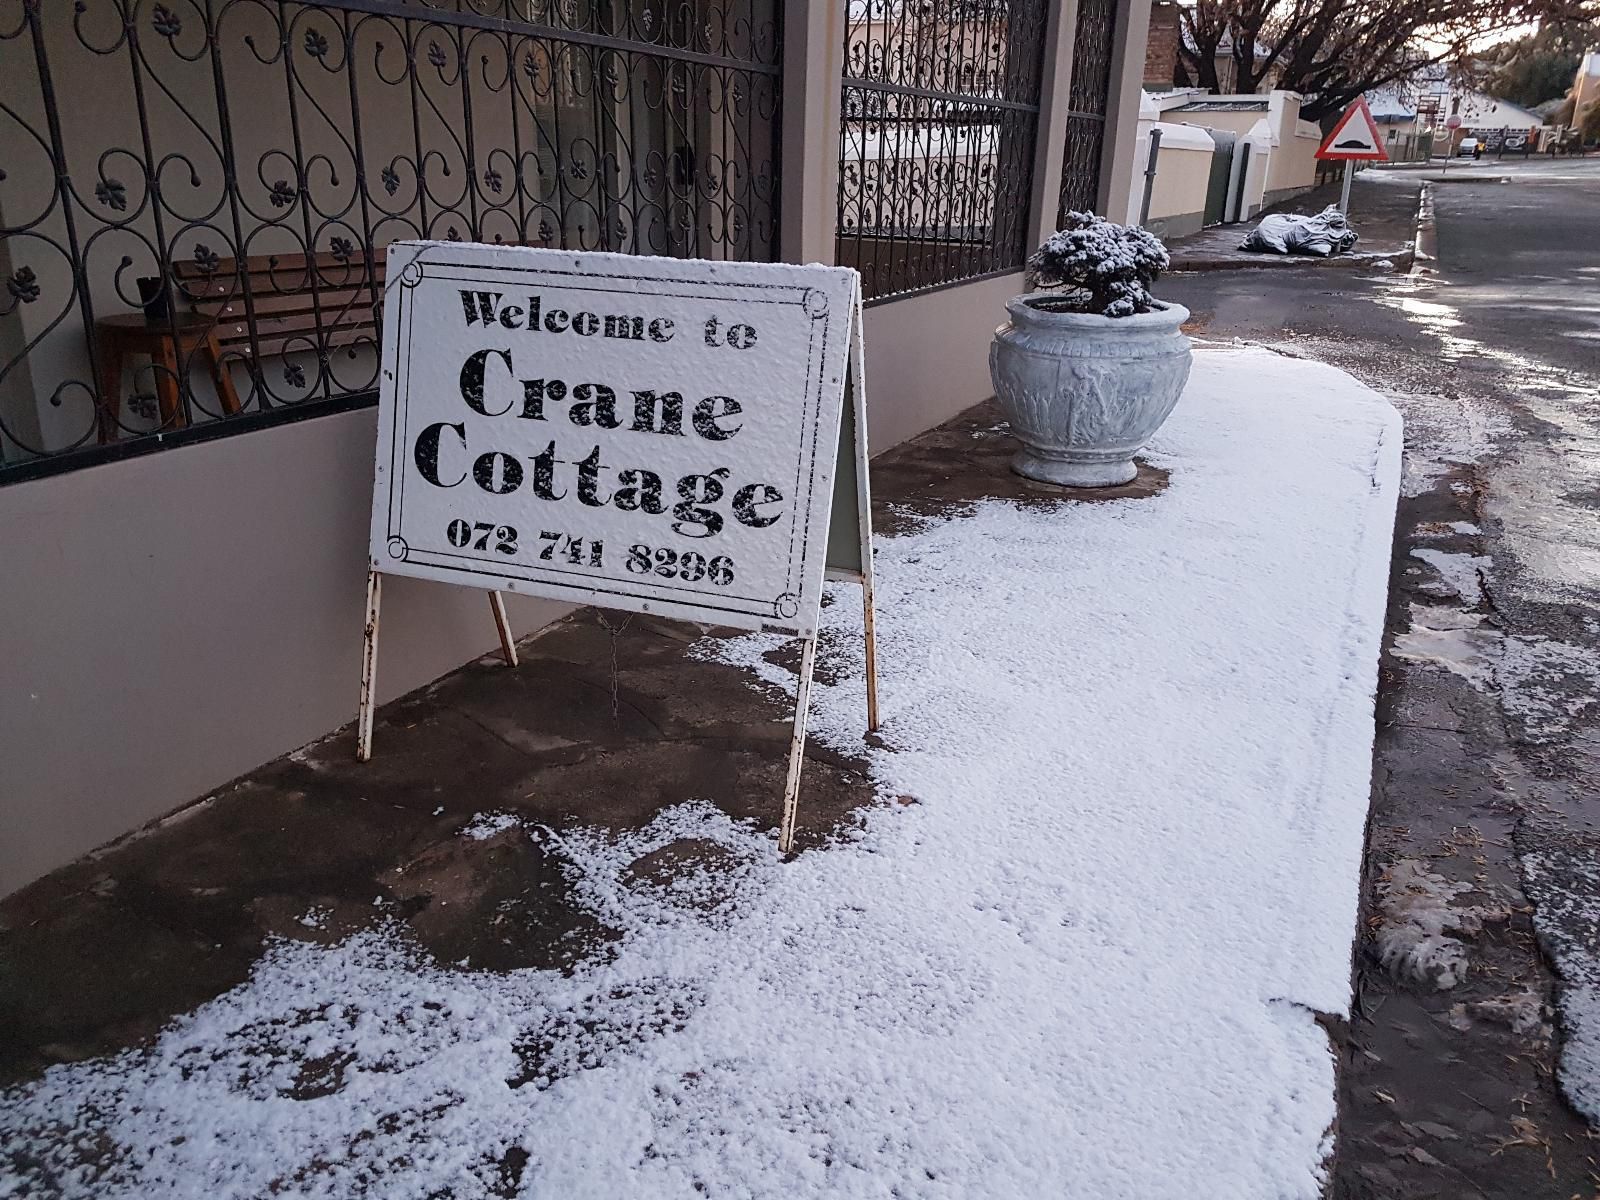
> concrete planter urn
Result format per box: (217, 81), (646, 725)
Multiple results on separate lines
(989, 212), (1192, 488)
(989, 296), (1192, 487)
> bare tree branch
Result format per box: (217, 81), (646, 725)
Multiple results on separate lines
(1173, 0), (1595, 121)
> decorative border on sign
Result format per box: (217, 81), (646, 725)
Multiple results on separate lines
(376, 250), (845, 629)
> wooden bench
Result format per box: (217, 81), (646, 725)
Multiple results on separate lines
(95, 248), (385, 442)
(173, 247), (385, 363)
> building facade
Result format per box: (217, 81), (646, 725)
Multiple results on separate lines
(0, 0), (1154, 893)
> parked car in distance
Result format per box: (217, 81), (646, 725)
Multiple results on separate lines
(1456, 137), (1480, 157)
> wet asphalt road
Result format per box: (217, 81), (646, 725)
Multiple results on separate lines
(1163, 158), (1600, 1198)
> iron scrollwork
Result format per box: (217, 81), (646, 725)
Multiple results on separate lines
(838, 0), (1049, 303)
(1058, 0), (1118, 223)
(0, 0), (782, 477)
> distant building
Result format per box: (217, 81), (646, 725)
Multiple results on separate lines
(1367, 71), (1541, 154)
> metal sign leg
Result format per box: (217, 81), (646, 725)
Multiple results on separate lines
(778, 635), (820, 856)
(861, 576), (881, 735)
(488, 591), (518, 667)
(357, 570), (382, 762)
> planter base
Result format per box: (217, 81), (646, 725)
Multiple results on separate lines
(1010, 448), (1138, 488)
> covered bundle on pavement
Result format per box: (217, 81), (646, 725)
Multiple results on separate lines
(1240, 206), (1360, 257)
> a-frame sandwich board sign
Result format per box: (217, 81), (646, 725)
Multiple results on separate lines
(360, 242), (879, 855)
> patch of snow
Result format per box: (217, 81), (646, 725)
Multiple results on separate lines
(461, 811), (525, 841)
(1373, 859), (1508, 989)
(1415, 520), (1482, 538)
(1392, 604), (1499, 686)
(0, 349), (1402, 1200)
(1522, 851), (1600, 1122)
(1409, 547), (1489, 605)
(1498, 636), (1600, 743)
(1392, 602), (1600, 741)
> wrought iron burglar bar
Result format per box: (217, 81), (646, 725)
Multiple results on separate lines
(838, 0), (1049, 303)
(1057, 0), (1117, 222)
(0, 0), (781, 481)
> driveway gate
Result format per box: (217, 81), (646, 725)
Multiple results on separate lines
(1203, 129), (1236, 227)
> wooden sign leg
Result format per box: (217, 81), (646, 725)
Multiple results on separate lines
(778, 635), (820, 856)
(488, 591), (518, 667)
(357, 570), (382, 762)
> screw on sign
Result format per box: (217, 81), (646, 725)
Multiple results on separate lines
(1315, 97), (1389, 215)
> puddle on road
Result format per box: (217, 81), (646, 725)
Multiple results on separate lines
(1395, 600), (1600, 744)
(1378, 274), (1600, 602)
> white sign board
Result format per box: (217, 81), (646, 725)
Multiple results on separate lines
(370, 243), (858, 638)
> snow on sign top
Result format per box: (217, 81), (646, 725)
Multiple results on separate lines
(370, 243), (858, 637)
(1316, 97), (1389, 161)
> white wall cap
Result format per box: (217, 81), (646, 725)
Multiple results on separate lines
(1154, 121), (1222, 150)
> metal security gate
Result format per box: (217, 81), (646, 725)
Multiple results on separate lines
(838, 0), (1051, 302)
(1203, 130), (1236, 226)
(0, 0), (782, 479)
(1057, 0), (1118, 221)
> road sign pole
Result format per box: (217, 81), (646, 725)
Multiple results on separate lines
(1315, 97), (1388, 200)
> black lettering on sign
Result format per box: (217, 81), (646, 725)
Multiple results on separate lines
(460, 291), (501, 326)
(613, 468), (665, 514)
(630, 390), (684, 437)
(570, 382), (621, 429)
(672, 468), (729, 538)
(415, 421), (467, 487)
(575, 446), (611, 508)
(447, 518), (518, 554)
(733, 482), (784, 527)
(530, 440), (567, 501)
(692, 395), (742, 441)
(626, 543), (735, 585)
(520, 377), (565, 422)
(473, 450), (523, 494)
(459, 348), (514, 417)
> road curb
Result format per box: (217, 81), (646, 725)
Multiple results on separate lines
(1168, 248), (1414, 274)
(1410, 182), (1437, 276)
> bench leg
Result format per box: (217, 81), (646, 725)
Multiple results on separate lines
(95, 333), (124, 445)
(205, 334), (242, 416)
(152, 335), (184, 430)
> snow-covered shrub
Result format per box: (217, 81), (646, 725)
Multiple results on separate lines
(1027, 212), (1170, 318)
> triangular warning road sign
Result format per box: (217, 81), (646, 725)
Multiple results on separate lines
(1316, 97), (1389, 161)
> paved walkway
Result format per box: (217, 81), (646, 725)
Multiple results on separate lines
(1161, 155), (1600, 1199)
(1165, 172), (1421, 271)
(1, 349), (1401, 1199)
(0, 399), (1159, 1089)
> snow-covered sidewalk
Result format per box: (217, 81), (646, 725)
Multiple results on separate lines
(0, 347), (1401, 1199)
